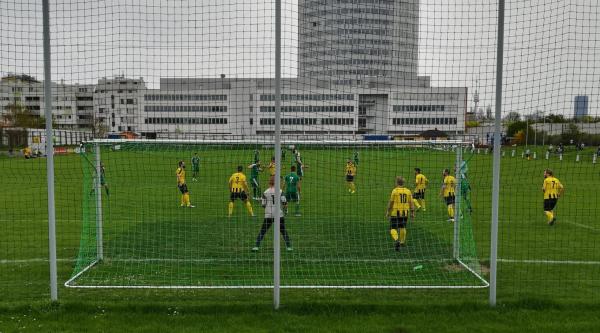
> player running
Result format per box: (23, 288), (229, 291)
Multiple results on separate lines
(542, 169), (564, 226)
(191, 152), (200, 181)
(386, 176), (415, 251)
(345, 159), (357, 194)
(413, 168), (429, 211)
(228, 165), (254, 217)
(247, 160), (263, 200)
(176, 161), (194, 208)
(284, 165), (302, 216)
(252, 176), (293, 252)
(440, 168), (456, 222)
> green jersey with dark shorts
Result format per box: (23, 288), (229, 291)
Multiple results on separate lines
(284, 172), (300, 201)
(191, 156), (200, 172)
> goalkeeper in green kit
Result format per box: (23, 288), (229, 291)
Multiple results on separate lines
(283, 165), (302, 216)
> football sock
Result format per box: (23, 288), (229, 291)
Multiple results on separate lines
(228, 202), (234, 216)
(448, 205), (455, 219)
(181, 195), (185, 206)
(350, 183), (356, 192)
(105, 187), (109, 196)
(184, 193), (190, 206)
(545, 211), (554, 222)
(412, 199), (421, 209)
(399, 228), (407, 244)
(390, 229), (399, 241)
(419, 199), (425, 209)
(245, 201), (254, 215)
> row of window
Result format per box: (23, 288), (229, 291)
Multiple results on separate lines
(305, 0), (395, 6)
(301, 48), (392, 57)
(144, 117), (228, 125)
(144, 94), (227, 101)
(144, 105), (227, 112)
(305, 59), (393, 67)
(393, 105), (447, 112)
(392, 118), (458, 125)
(304, 38), (392, 47)
(314, 69), (390, 76)
(259, 94), (354, 101)
(392, 93), (457, 101)
(259, 118), (354, 126)
(259, 105), (354, 113)
(305, 8), (398, 16)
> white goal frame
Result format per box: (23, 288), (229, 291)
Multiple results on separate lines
(65, 139), (488, 290)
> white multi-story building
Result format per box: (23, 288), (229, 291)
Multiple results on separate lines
(0, 74), (94, 131)
(94, 76), (144, 133)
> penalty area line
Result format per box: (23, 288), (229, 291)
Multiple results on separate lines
(498, 259), (600, 265)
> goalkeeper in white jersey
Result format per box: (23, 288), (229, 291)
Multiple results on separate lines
(252, 176), (293, 252)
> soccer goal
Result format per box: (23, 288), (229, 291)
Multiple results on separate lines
(65, 139), (488, 289)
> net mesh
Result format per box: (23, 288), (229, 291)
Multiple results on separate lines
(0, 0), (599, 304)
(67, 141), (485, 288)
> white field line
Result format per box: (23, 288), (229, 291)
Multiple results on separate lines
(3, 257), (600, 265)
(498, 259), (600, 265)
(562, 220), (600, 232)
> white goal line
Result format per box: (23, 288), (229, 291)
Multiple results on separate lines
(3, 258), (600, 265)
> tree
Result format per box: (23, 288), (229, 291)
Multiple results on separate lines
(2, 102), (46, 129)
(504, 111), (521, 122)
(544, 114), (567, 123)
(561, 123), (582, 143)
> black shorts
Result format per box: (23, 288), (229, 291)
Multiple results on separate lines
(414, 190), (425, 199)
(346, 175), (354, 182)
(230, 191), (248, 201)
(544, 198), (558, 211)
(390, 216), (408, 229)
(178, 184), (189, 194)
(285, 192), (299, 202)
(445, 195), (455, 205)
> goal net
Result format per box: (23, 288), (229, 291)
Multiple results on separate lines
(66, 139), (487, 289)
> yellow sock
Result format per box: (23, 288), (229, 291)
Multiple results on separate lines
(245, 201), (254, 216)
(448, 205), (455, 219)
(390, 229), (399, 241)
(419, 199), (426, 210)
(412, 199), (421, 209)
(545, 211), (554, 222)
(350, 183), (356, 192)
(184, 193), (190, 206)
(180, 195), (185, 206)
(228, 202), (234, 216)
(399, 228), (407, 244)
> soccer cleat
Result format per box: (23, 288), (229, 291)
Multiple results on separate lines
(394, 241), (401, 252)
(188, 205), (195, 208)
(447, 218), (455, 223)
(286, 247), (293, 252)
(252, 247), (259, 251)
(351, 190), (356, 194)
(548, 218), (556, 226)
(400, 242), (406, 247)
(294, 213), (302, 217)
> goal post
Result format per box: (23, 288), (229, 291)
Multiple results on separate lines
(66, 139), (488, 289)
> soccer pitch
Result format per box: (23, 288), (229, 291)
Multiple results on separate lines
(1, 145), (599, 302)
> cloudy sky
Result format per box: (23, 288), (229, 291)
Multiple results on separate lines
(1, 0), (598, 117)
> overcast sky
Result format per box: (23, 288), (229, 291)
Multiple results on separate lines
(1, 0), (598, 117)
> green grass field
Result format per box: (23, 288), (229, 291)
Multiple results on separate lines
(1, 143), (599, 332)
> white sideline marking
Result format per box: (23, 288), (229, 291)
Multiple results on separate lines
(498, 259), (600, 265)
(0, 258), (72, 264)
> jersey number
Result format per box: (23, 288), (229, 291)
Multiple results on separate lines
(399, 194), (408, 203)
(271, 195), (276, 204)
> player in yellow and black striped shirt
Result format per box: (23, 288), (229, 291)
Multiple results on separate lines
(345, 159), (357, 194)
(542, 169), (564, 226)
(386, 176), (415, 251)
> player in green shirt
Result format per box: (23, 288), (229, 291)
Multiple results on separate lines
(353, 151), (359, 166)
(284, 165), (302, 216)
(247, 161), (263, 200)
(191, 153), (200, 181)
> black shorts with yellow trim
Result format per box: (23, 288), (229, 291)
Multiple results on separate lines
(389, 211), (408, 229)
(414, 190), (425, 199)
(178, 184), (189, 194)
(544, 198), (558, 211)
(346, 175), (354, 182)
(230, 191), (248, 202)
(445, 195), (455, 205)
